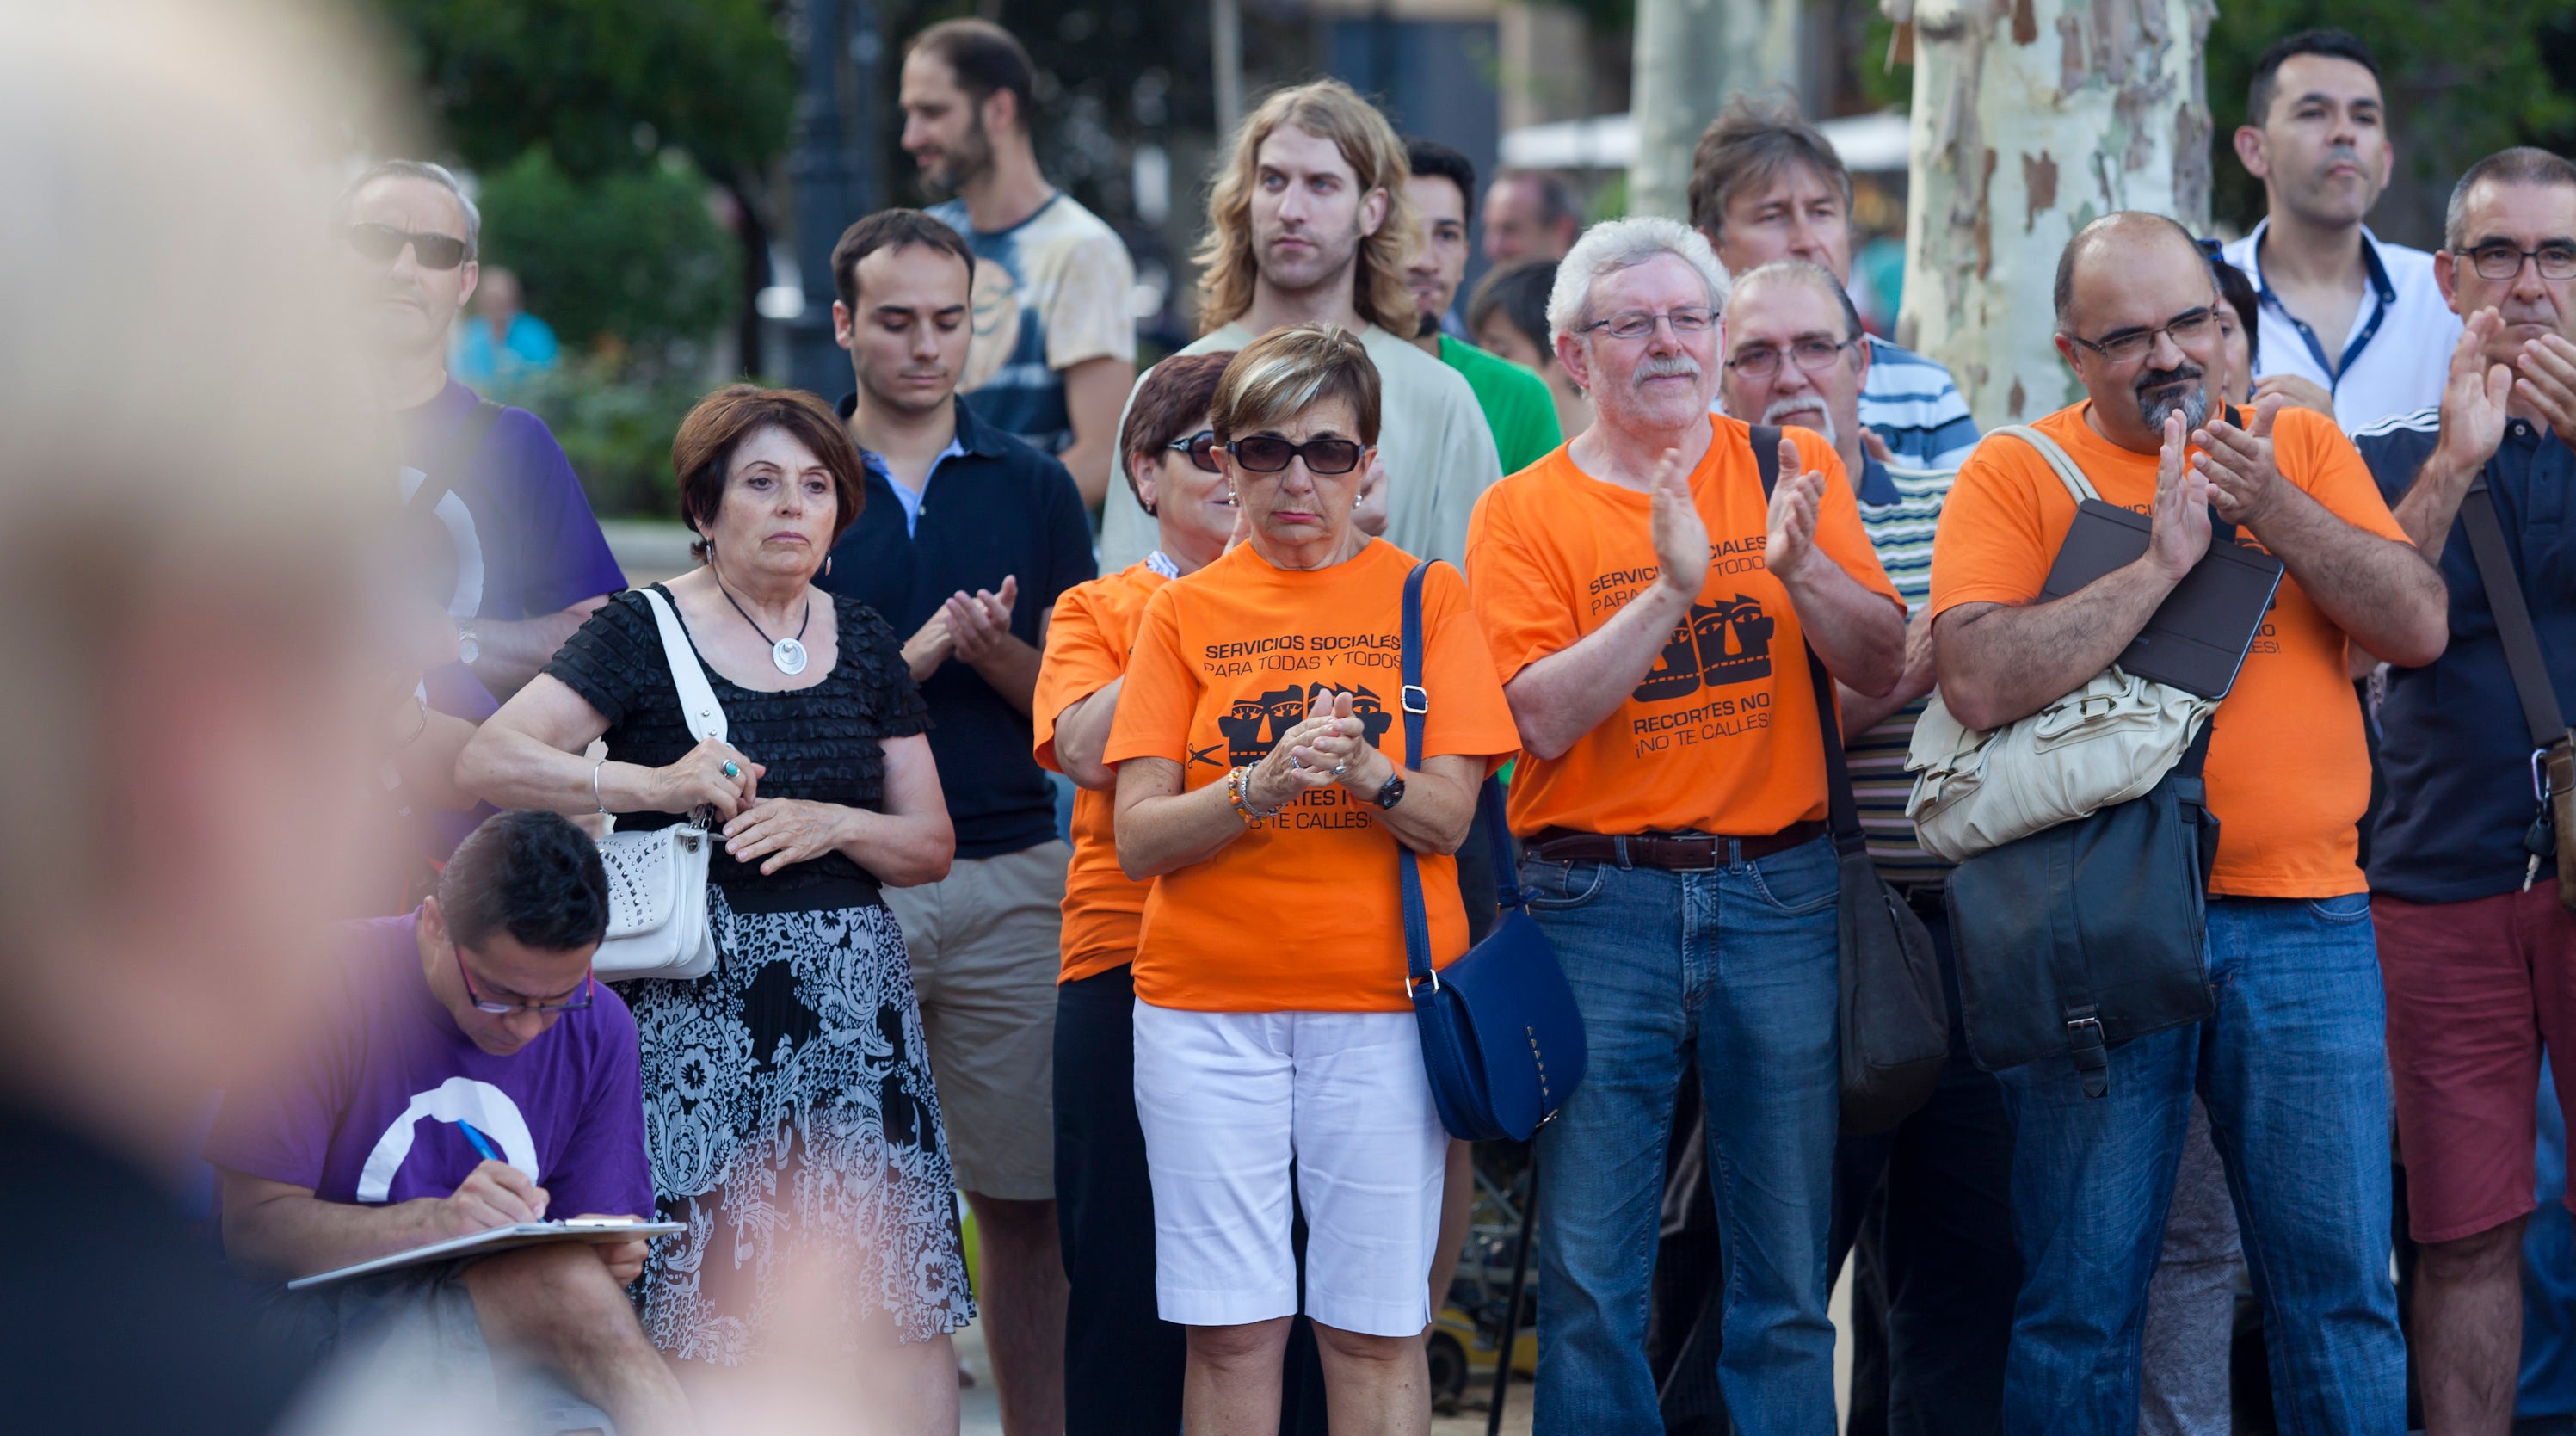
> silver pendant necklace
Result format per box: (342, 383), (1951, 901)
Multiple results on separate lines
(718, 581), (813, 675)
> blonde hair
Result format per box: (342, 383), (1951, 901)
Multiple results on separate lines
(1194, 79), (1419, 336)
(1211, 324), (1383, 446)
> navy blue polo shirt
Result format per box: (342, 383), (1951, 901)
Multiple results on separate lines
(821, 394), (1095, 859)
(2354, 410), (2576, 903)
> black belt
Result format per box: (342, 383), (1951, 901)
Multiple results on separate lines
(1527, 821), (1827, 871)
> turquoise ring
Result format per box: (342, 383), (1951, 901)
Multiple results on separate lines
(721, 760), (743, 779)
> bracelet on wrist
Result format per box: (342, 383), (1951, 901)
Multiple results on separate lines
(1228, 765), (1280, 825)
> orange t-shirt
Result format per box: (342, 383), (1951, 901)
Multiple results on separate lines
(1464, 415), (1902, 839)
(1927, 402), (2406, 897)
(1034, 562), (1168, 985)
(1102, 539), (1522, 1013)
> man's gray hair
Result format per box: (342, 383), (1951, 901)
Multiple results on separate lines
(1729, 259), (1864, 342)
(338, 158), (481, 257)
(2446, 146), (2576, 249)
(1546, 216), (1731, 345)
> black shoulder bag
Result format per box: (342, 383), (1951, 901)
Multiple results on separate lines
(2457, 477), (2576, 911)
(1751, 424), (1949, 1134)
(1395, 560), (1588, 1142)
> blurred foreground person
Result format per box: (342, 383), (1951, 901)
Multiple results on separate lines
(209, 811), (687, 1436)
(0, 3), (396, 1432)
(461, 386), (965, 1430)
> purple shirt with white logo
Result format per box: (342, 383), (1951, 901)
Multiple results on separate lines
(206, 914), (651, 1219)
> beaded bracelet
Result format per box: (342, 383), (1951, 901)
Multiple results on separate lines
(1228, 765), (1278, 826)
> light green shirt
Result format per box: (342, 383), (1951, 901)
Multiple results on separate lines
(1438, 334), (1562, 475)
(1099, 320), (1504, 573)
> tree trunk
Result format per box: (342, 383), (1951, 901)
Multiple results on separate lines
(1889, 0), (2214, 428)
(1627, 0), (1803, 220)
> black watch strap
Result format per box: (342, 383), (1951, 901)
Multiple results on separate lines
(1372, 772), (1407, 810)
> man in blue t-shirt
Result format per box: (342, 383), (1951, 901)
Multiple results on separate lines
(2352, 147), (2576, 1436)
(207, 811), (681, 1436)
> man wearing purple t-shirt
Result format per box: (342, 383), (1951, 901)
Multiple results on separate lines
(207, 812), (687, 1436)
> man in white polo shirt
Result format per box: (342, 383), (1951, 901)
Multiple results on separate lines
(2218, 28), (2458, 432)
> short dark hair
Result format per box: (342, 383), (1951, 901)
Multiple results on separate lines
(830, 208), (973, 318)
(909, 18), (1038, 134)
(2209, 255), (2260, 371)
(1404, 137), (1477, 216)
(1119, 352), (1236, 505)
(437, 810), (609, 955)
(2445, 146), (2576, 249)
(1466, 257), (1557, 367)
(1494, 169), (1577, 227)
(672, 385), (868, 560)
(2246, 28), (2380, 128)
(1688, 93), (1852, 243)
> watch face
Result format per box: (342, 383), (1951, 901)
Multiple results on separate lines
(1375, 774), (1406, 809)
(457, 629), (479, 665)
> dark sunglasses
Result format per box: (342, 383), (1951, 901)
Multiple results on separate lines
(1224, 434), (1365, 475)
(347, 222), (471, 271)
(1166, 430), (1221, 474)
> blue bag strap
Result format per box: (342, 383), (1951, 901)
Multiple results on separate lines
(1398, 561), (1435, 991)
(1480, 779), (1522, 913)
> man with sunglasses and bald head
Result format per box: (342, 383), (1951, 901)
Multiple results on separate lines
(342, 161), (626, 724)
(1932, 211), (2445, 1433)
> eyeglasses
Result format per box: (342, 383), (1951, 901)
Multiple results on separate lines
(1224, 434), (1365, 475)
(347, 223), (471, 271)
(2456, 242), (2576, 282)
(1167, 430), (1220, 474)
(1725, 337), (1855, 380)
(2066, 306), (2217, 366)
(456, 946), (595, 1015)
(1581, 307), (1720, 342)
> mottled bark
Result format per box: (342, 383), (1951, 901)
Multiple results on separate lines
(1890, 0), (2214, 427)
(1629, 0), (1803, 220)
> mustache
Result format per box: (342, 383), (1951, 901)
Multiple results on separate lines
(1759, 397), (1836, 447)
(2135, 361), (2209, 432)
(1631, 353), (1703, 390)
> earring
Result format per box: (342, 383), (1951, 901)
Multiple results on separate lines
(823, 555), (833, 576)
(1143, 500), (1159, 517)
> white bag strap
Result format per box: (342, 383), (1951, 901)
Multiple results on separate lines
(1984, 425), (2101, 504)
(635, 586), (728, 745)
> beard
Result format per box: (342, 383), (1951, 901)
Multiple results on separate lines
(1255, 216), (1365, 296)
(1758, 396), (1838, 449)
(2134, 361), (2209, 434)
(922, 115), (995, 196)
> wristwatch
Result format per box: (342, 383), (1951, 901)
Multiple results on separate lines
(1371, 773), (1407, 810)
(455, 623), (481, 666)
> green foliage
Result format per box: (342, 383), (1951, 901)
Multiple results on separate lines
(371, 0), (795, 183)
(477, 149), (738, 365)
(484, 359), (720, 520)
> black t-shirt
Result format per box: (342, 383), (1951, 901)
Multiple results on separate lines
(821, 396), (1095, 859)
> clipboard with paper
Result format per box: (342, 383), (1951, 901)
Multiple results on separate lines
(285, 1217), (684, 1291)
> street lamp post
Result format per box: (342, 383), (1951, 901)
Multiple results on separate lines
(786, 0), (881, 398)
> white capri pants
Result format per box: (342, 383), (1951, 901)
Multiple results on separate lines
(1131, 1001), (1448, 1337)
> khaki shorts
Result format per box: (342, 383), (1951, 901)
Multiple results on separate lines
(886, 839), (1069, 1201)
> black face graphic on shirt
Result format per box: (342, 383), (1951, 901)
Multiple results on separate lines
(1633, 595), (1774, 703)
(1217, 683), (1396, 765)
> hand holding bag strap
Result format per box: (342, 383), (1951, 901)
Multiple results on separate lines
(2460, 478), (2570, 749)
(635, 586), (730, 747)
(1397, 560), (1436, 993)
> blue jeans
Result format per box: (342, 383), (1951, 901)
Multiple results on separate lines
(1525, 835), (1841, 1436)
(1994, 894), (2405, 1436)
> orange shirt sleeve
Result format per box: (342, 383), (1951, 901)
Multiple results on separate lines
(1464, 473), (1583, 687)
(1802, 435), (1904, 613)
(1416, 562), (1525, 765)
(1928, 436), (2058, 619)
(2278, 406), (2407, 541)
(1102, 585), (1195, 767)
(1033, 583), (1126, 773)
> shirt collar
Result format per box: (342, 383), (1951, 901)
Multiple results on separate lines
(2240, 218), (2400, 380)
(859, 434), (967, 484)
(832, 393), (1010, 460)
(1145, 550), (1181, 579)
(1855, 452), (1900, 506)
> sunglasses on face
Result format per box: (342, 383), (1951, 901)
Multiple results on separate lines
(1167, 430), (1221, 473)
(1224, 434), (1365, 475)
(347, 223), (471, 271)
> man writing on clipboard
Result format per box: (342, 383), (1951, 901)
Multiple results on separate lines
(1929, 212), (2447, 1433)
(206, 811), (690, 1436)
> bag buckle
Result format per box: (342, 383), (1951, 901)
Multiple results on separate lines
(1408, 969), (1441, 995)
(2538, 747), (2561, 803)
(1402, 684), (1430, 715)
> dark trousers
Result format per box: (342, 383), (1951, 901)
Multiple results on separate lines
(1055, 965), (1188, 1435)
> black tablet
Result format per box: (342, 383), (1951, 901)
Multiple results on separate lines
(2039, 499), (2286, 700)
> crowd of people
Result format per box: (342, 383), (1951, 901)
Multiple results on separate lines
(16, 8), (2576, 1436)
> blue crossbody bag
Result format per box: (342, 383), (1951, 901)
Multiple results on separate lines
(1394, 560), (1587, 1141)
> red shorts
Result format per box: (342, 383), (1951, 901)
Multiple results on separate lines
(2376, 885), (2576, 1243)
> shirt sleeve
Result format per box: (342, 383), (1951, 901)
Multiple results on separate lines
(498, 411), (626, 618)
(2352, 425), (2441, 508)
(1501, 371), (1564, 473)
(1040, 230), (1138, 370)
(542, 592), (657, 727)
(1102, 588), (1196, 766)
(1927, 441), (2058, 619)
(1431, 380), (1506, 572)
(201, 941), (365, 1191)
(2284, 407), (2409, 541)
(1463, 482), (1580, 688)
(1035, 585), (1125, 770)
(1032, 455), (1101, 619)
(1803, 433), (1905, 612)
(850, 601), (933, 739)
(539, 999), (656, 1220)
(1419, 563), (1525, 767)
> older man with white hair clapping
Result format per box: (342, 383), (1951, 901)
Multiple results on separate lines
(1463, 217), (1906, 1433)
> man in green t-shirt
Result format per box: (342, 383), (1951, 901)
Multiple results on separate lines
(1403, 137), (1563, 474)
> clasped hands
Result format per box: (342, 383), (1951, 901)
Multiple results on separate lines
(652, 736), (842, 873)
(1239, 689), (1393, 813)
(904, 575), (1020, 675)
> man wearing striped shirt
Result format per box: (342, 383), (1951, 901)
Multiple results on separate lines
(1691, 95), (1981, 471)
(1717, 259), (2017, 1430)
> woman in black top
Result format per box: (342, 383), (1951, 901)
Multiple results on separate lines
(461, 385), (968, 1417)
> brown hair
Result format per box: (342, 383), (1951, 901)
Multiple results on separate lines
(1211, 324), (1381, 447)
(907, 18), (1038, 134)
(1119, 351), (1236, 507)
(830, 208), (974, 317)
(1194, 79), (1418, 336)
(671, 385), (867, 562)
(1687, 93), (1852, 243)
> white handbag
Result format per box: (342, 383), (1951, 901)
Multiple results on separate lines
(593, 587), (725, 981)
(1903, 426), (2216, 865)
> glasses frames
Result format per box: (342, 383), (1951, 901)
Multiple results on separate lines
(2456, 243), (2576, 283)
(1725, 336), (1856, 380)
(1224, 434), (1366, 475)
(1167, 430), (1221, 474)
(455, 946), (595, 1016)
(1581, 307), (1720, 342)
(346, 223), (471, 271)
(2067, 306), (2218, 366)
